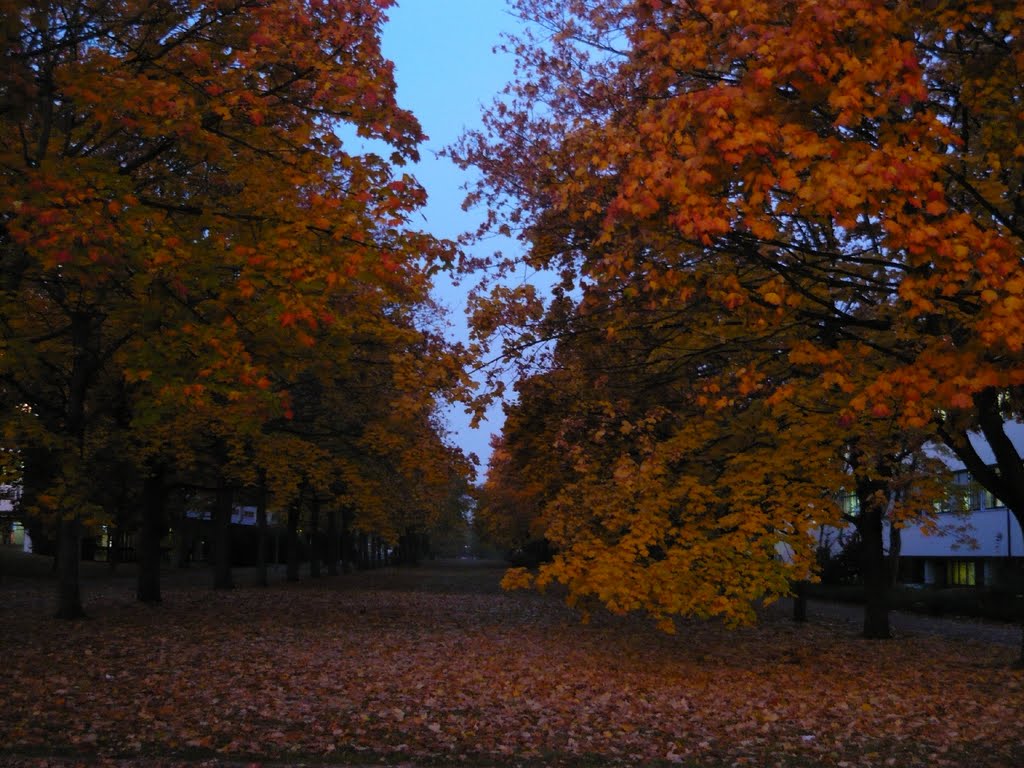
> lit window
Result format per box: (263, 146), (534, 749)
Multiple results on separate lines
(986, 491), (1005, 509)
(839, 491), (859, 516)
(946, 560), (976, 587)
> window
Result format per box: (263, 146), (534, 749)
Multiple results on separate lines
(951, 466), (1004, 510)
(839, 491), (859, 517)
(946, 560), (976, 587)
(941, 471), (987, 513)
(984, 490), (1005, 509)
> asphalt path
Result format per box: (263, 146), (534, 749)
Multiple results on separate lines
(785, 596), (1022, 647)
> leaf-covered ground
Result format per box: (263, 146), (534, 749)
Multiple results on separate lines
(1, 556), (1022, 767)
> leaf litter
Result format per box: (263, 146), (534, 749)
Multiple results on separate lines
(1, 563), (1021, 767)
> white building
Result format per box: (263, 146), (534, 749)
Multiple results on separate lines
(894, 422), (1024, 588)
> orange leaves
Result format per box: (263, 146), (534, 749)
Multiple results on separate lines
(460, 0), (1024, 649)
(501, 567), (535, 591)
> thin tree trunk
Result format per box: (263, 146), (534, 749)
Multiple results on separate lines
(287, 500), (300, 582)
(792, 581), (807, 623)
(108, 525), (122, 573)
(888, 523), (902, 588)
(137, 467), (164, 603)
(213, 481), (234, 590)
(326, 507), (338, 577)
(172, 516), (190, 569)
(55, 515), (85, 619)
(358, 531), (368, 570)
(256, 474), (268, 588)
(341, 508), (352, 574)
(309, 495), (321, 578)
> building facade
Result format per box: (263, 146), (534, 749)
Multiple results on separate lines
(894, 422), (1024, 589)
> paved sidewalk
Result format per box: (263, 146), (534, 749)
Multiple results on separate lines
(786, 597), (1021, 647)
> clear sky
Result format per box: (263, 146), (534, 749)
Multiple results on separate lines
(380, 1), (521, 472)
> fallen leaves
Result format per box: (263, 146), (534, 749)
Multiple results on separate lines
(1, 563), (1022, 767)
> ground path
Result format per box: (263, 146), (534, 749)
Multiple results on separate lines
(774, 597), (1021, 647)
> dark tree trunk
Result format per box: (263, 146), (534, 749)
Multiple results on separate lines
(55, 516), (85, 619)
(792, 581), (807, 623)
(340, 508), (352, 574)
(213, 481), (234, 590)
(888, 523), (902, 588)
(857, 482), (891, 639)
(108, 526), (122, 573)
(326, 507), (338, 577)
(256, 475), (268, 588)
(309, 495), (321, 578)
(54, 312), (95, 619)
(358, 531), (369, 570)
(399, 529), (421, 566)
(287, 501), (300, 582)
(137, 467), (165, 603)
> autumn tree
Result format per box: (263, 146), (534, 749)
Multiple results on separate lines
(0, 0), (470, 616)
(456, 0), (1023, 640)
(475, 435), (547, 558)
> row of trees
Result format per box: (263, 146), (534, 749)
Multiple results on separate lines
(463, 0), (1024, 657)
(0, 0), (476, 615)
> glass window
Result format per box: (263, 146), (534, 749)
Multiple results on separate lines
(839, 491), (859, 516)
(946, 560), (976, 587)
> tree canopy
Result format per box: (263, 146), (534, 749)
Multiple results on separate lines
(460, 0), (1024, 632)
(1, 0), (475, 614)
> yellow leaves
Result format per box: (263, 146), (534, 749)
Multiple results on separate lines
(788, 341), (845, 368)
(501, 567), (535, 591)
(750, 66), (777, 88)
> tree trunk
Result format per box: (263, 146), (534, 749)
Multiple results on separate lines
(792, 581), (807, 623)
(137, 467), (165, 603)
(256, 475), (268, 588)
(888, 523), (902, 588)
(55, 515), (85, 619)
(55, 312), (94, 619)
(858, 485), (891, 639)
(341, 508), (352, 574)
(286, 500), (300, 582)
(108, 525), (122, 573)
(358, 531), (369, 570)
(326, 507), (338, 577)
(171, 513), (189, 569)
(213, 481), (234, 590)
(309, 495), (321, 578)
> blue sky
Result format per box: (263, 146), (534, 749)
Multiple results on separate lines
(381, 1), (521, 471)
